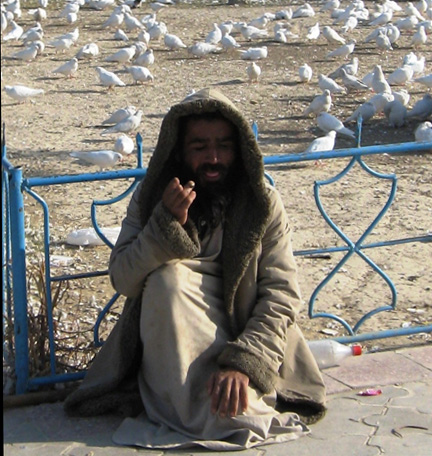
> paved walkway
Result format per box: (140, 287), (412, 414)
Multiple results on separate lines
(4, 344), (432, 456)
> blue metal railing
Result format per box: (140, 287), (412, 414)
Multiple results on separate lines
(2, 123), (432, 394)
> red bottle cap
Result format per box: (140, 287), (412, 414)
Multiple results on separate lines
(352, 345), (362, 356)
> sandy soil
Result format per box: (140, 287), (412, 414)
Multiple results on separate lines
(1, 1), (431, 376)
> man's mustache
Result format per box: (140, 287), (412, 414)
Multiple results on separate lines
(197, 164), (228, 174)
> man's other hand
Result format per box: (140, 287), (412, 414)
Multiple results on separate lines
(162, 177), (196, 225)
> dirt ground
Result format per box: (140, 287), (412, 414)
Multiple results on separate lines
(1, 1), (431, 378)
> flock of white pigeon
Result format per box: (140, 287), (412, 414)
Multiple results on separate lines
(1, 0), (432, 169)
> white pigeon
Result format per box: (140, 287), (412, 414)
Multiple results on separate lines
(188, 42), (221, 57)
(95, 66), (126, 89)
(306, 22), (320, 40)
(318, 74), (345, 93)
(406, 55), (426, 75)
(102, 106), (137, 125)
(76, 42), (99, 60)
(52, 57), (78, 78)
(104, 45), (136, 63)
(123, 12), (144, 32)
(102, 11), (124, 29)
(114, 29), (129, 41)
(387, 66), (414, 85)
(246, 61), (261, 83)
(326, 40), (355, 59)
(2, 20), (23, 41)
(414, 121), (432, 142)
(147, 21), (168, 41)
(322, 26), (345, 44)
(340, 69), (370, 92)
(369, 10), (393, 27)
(303, 130), (336, 153)
(10, 42), (41, 61)
(384, 100), (407, 127)
(385, 23), (401, 44)
(134, 49), (154, 66)
(20, 22), (44, 42)
(317, 112), (356, 138)
(405, 2), (426, 20)
(239, 46), (268, 60)
(240, 25), (268, 41)
(410, 25), (428, 47)
(205, 23), (222, 44)
(47, 37), (74, 53)
(303, 90), (332, 116)
(221, 34), (240, 51)
(341, 15), (358, 34)
(328, 57), (359, 79)
(346, 101), (376, 123)
(414, 73), (432, 88)
(368, 92), (394, 114)
(406, 94), (432, 120)
(292, 3), (315, 18)
(114, 134), (134, 155)
(375, 29), (393, 51)
(101, 110), (144, 135)
(28, 7), (47, 22)
(4, 85), (44, 103)
(125, 65), (154, 84)
(371, 65), (392, 93)
(395, 15), (419, 31)
(164, 33), (187, 50)
(392, 89), (411, 106)
(70, 150), (123, 170)
(299, 63), (313, 83)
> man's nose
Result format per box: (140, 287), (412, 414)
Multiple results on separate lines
(206, 147), (219, 163)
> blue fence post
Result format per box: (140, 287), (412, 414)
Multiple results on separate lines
(9, 166), (29, 394)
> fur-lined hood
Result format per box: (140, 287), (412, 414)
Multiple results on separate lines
(138, 87), (270, 227)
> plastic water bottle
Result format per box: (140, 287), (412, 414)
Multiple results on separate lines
(308, 340), (362, 370)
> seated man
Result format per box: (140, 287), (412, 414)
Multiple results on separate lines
(64, 88), (326, 450)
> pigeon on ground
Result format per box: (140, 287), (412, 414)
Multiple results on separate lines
(125, 65), (154, 84)
(102, 106), (137, 125)
(10, 42), (41, 61)
(326, 39), (355, 59)
(340, 69), (370, 92)
(387, 66), (415, 85)
(414, 121), (432, 142)
(4, 85), (44, 103)
(205, 23), (222, 44)
(303, 90), (332, 116)
(317, 112), (356, 138)
(246, 61), (261, 83)
(20, 22), (44, 42)
(221, 34), (240, 51)
(240, 24), (268, 40)
(368, 92), (394, 114)
(114, 28), (129, 41)
(384, 100), (407, 127)
(414, 74), (432, 88)
(52, 57), (78, 78)
(328, 57), (359, 80)
(369, 10), (393, 27)
(299, 63), (313, 83)
(318, 74), (345, 93)
(70, 150), (123, 170)
(406, 94), (432, 120)
(114, 134), (134, 155)
(392, 89), (411, 106)
(2, 20), (23, 41)
(306, 22), (320, 39)
(164, 33), (187, 50)
(346, 101), (376, 123)
(101, 110), (144, 136)
(239, 46), (268, 60)
(134, 49), (155, 66)
(47, 37), (74, 53)
(76, 42), (99, 59)
(395, 15), (419, 32)
(375, 29), (393, 51)
(188, 42), (221, 57)
(102, 10), (124, 29)
(322, 25), (345, 44)
(303, 130), (336, 153)
(28, 7), (47, 22)
(371, 65), (392, 93)
(104, 45), (136, 63)
(292, 3), (315, 18)
(124, 12), (145, 32)
(96, 67), (126, 89)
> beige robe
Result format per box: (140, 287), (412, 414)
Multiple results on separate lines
(113, 227), (308, 450)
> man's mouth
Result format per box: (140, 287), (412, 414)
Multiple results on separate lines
(199, 165), (226, 182)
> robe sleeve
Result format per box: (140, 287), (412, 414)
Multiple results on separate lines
(109, 184), (200, 298)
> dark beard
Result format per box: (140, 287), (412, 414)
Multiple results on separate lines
(178, 163), (238, 238)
